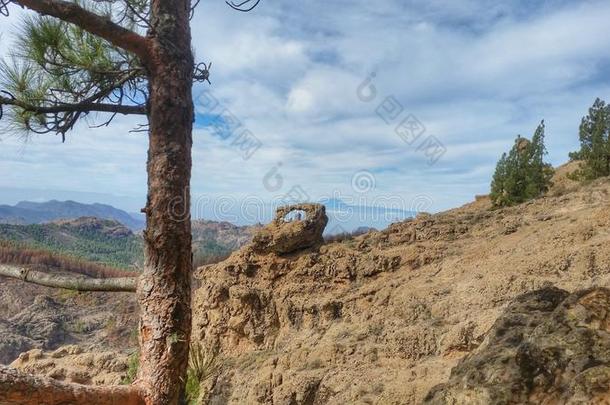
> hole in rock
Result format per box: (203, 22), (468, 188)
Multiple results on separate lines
(283, 209), (307, 223)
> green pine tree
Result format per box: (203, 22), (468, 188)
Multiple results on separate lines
(525, 120), (554, 199)
(490, 121), (554, 207)
(490, 152), (509, 206)
(569, 98), (610, 180)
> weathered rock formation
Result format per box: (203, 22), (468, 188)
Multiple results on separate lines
(250, 204), (328, 255)
(193, 202), (402, 353)
(0, 277), (137, 366)
(425, 287), (610, 404)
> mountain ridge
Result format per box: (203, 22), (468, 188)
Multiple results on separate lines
(0, 200), (145, 231)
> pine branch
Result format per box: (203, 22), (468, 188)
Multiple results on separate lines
(9, 0), (150, 62)
(226, 0), (261, 12)
(0, 95), (146, 115)
(0, 264), (137, 292)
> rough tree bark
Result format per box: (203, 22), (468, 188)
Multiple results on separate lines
(135, 0), (194, 403)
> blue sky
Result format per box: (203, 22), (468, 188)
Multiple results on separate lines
(1, 0), (610, 218)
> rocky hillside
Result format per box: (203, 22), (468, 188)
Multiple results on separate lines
(0, 219), (257, 367)
(192, 220), (260, 265)
(425, 286), (610, 404)
(0, 278), (136, 365)
(191, 164), (610, 404)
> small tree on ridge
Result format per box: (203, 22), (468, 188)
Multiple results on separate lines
(569, 98), (610, 180)
(490, 120), (554, 207)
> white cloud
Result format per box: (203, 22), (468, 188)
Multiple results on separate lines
(1, 0), (610, 216)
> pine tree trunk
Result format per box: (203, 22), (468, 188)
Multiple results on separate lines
(0, 1), (195, 404)
(137, 1), (194, 403)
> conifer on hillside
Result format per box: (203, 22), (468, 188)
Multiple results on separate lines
(569, 98), (610, 180)
(490, 121), (554, 207)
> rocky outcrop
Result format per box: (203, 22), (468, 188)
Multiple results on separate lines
(192, 204), (407, 403)
(251, 204), (328, 255)
(193, 239), (402, 353)
(52, 217), (134, 238)
(425, 287), (610, 404)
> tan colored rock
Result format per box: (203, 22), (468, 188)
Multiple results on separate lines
(425, 287), (610, 404)
(251, 203), (328, 255)
(10, 345), (130, 386)
(0, 279), (138, 366)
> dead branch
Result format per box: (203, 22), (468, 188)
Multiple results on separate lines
(0, 264), (137, 292)
(0, 366), (144, 405)
(226, 0), (261, 12)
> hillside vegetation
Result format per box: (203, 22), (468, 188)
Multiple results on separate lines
(0, 241), (132, 278)
(0, 218), (142, 269)
(0, 217), (257, 270)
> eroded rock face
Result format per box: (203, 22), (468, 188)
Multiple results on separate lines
(425, 287), (610, 405)
(192, 207), (404, 404)
(193, 237), (402, 357)
(0, 276), (138, 366)
(251, 204), (328, 255)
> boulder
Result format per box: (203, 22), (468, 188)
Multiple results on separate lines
(425, 287), (610, 404)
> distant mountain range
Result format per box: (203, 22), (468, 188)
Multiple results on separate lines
(0, 199), (417, 234)
(0, 200), (145, 230)
(319, 198), (416, 234)
(0, 198), (415, 271)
